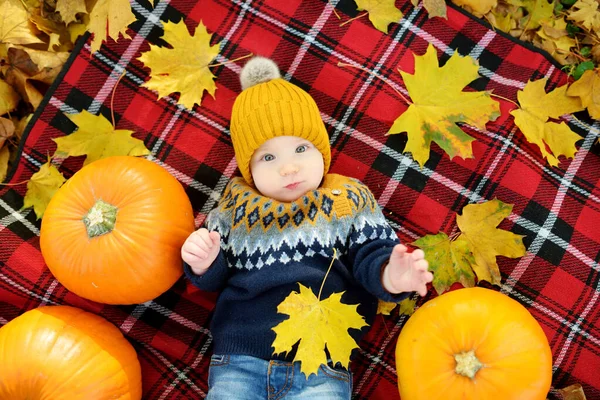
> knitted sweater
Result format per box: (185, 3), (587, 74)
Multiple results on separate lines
(184, 174), (409, 361)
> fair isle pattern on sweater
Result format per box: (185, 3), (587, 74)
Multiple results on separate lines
(206, 174), (399, 271)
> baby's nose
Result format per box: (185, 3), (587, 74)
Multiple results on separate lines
(280, 163), (299, 176)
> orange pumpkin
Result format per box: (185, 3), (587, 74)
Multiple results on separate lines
(0, 305), (142, 399)
(396, 287), (552, 400)
(40, 156), (195, 304)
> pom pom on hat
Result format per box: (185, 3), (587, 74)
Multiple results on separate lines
(240, 56), (281, 90)
(230, 57), (331, 186)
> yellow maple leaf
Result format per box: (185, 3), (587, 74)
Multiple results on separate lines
(56, 0), (87, 26)
(87, 0), (135, 53)
(414, 200), (525, 291)
(53, 110), (150, 166)
(22, 161), (66, 219)
(450, 0), (497, 17)
(510, 78), (584, 166)
(388, 43), (500, 167)
(567, 69), (600, 120)
(456, 199), (526, 285)
(271, 284), (368, 378)
(567, 0), (600, 33)
(0, 0), (44, 46)
(138, 20), (220, 109)
(355, 0), (402, 33)
(377, 298), (416, 316)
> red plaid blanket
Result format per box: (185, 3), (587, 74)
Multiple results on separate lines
(1, 0), (599, 398)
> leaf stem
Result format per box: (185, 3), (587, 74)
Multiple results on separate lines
(327, 0), (341, 19)
(110, 71), (126, 128)
(339, 12), (368, 27)
(337, 62), (413, 105)
(489, 93), (519, 108)
(0, 180), (29, 186)
(318, 248), (338, 301)
(208, 53), (254, 68)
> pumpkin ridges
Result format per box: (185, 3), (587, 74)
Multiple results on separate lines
(0, 306), (142, 400)
(396, 287), (552, 400)
(40, 156), (194, 304)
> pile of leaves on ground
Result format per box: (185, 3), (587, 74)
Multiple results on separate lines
(0, 0), (134, 181)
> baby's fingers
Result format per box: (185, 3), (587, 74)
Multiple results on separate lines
(193, 230), (215, 251)
(411, 249), (425, 260)
(183, 240), (208, 259)
(423, 270), (433, 283)
(209, 231), (221, 246)
(414, 259), (428, 271)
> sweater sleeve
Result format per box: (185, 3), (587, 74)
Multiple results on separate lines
(184, 251), (229, 292)
(346, 182), (411, 303)
(183, 200), (233, 292)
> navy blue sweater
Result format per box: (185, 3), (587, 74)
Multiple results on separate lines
(184, 174), (408, 361)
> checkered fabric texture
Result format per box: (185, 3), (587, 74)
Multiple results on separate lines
(1, 0), (599, 398)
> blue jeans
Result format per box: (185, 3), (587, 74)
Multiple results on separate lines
(206, 354), (352, 399)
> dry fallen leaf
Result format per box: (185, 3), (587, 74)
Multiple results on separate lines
(377, 299), (396, 315)
(0, 0), (44, 46)
(567, 0), (600, 33)
(56, 0), (87, 25)
(414, 199), (525, 291)
(53, 110), (150, 166)
(0, 145), (9, 182)
(377, 298), (417, 316)
(0, 117), (14, 147)
(21, 160), (66, 219)
(517, 0), (555, 31)
(536, 18), (576, 65)
(557, 383), (587, 400)
(511, 78), (585, 166)
(355, 0), (403, 33)
(388, 43), (500, 167)
(451, 0), (497, 17)
(416, 0), (447, 19)
(271, 284), (367, 378)
(4, 47), (44, 108)
(487, 9), (515, 32)
(567, 69), (600, 120)
(138, 20), (221, 109)
(87, 0), (136, 53)
(0, 78), (20, 115)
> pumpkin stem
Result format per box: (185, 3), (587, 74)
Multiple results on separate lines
(454, 350), (483, 379)
(83, 199), (118, 238)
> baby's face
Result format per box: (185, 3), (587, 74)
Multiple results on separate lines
(250, 136), (324, 202)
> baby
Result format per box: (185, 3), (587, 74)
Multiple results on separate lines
(182, 57), (432, 399)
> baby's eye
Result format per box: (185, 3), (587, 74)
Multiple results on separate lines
(262, 154), (275, 162)
(296, 145), (308, 153)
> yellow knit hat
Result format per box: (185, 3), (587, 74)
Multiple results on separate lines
(230, 57), (331, 185)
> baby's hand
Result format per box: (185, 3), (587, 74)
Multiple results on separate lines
(382, 244), (433, 296)
(181, 228), (221, 275)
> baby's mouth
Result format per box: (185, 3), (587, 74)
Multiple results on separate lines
(285, 181), (302, 190)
